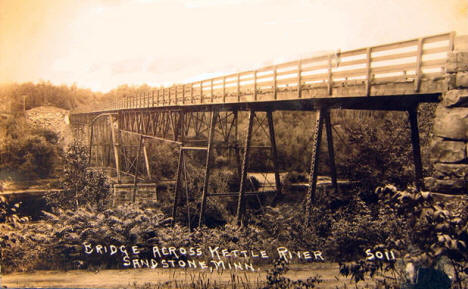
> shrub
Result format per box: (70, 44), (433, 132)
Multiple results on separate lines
(335, 104), (436, 190)
(0, 130), (58, 180)
(45, 142), (110, 211)
(339, 185), (468, 288)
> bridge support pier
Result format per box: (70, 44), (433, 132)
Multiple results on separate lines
(110, 114), (121, 182)
(305, 109), (324, 227)
(305, 107), (338, 227)
(236, 110), (255, 226)
(267, 111), (282, 203)
(198, 111), (218, 227)
(408, 105), (425, 191)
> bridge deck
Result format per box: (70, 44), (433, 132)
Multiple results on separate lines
(72, 32), (455, 116)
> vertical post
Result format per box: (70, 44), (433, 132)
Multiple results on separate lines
(448, 31), (455, 52)
(237, 73), (240, 102)
(253, 71), (257, 101)
(106, 124), (112, 167)
(365, 47), (372, 96)
(152, 90), (154, 107)
(157, 89), (160, 106)
(88, 123), (94, 166)
(236, 110), (255, 226)
(132, 135), (143, 203)
(171, 148), (184, 223)
(273, 66), (277, 100)
(168, 88), (171, 105)
(174, 110), (184, 142)
(305, 109), (324, 227)
(110, 114), (121, 182)
(222, 76), (226, 103)
(323, 109), (338, 194)
(298, 60), (302, 98)
(210, 79), (214, 103)
(327, 54), (333, 96)
(190, 84), (194, 104)
(267, 111), (282, 202)
(198, 111), (218, 227)
(96, 123), (101, 165)
(408, 105), (425, 191)
(200, 82), (204, 104)
(414, 38), (424, 92)
(234, 110), (241, 179)
(142, 139), (151, 179)
(182, 85), (185, 104)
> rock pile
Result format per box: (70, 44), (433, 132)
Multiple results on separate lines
(426, 45), (468, 194)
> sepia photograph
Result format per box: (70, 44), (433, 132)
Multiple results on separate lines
(1, 0), (467, 288)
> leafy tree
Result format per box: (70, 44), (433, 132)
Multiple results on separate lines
(340, 185), (468, 288)
(0, 117), (59, 180)
(46, 142), (110, 211)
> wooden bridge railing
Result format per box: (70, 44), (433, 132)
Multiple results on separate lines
(80, 32), (455, 113)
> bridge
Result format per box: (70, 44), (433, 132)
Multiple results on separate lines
(70, 31), (468, 226)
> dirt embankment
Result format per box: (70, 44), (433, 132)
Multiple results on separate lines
(24, 105), (73, 146)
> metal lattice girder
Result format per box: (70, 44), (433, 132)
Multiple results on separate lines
(408, 105), (425, 191)
(305, 109), (325, 227)
(236, 110), (255, 226)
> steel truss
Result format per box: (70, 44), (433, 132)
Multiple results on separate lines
(78, 103), (424, 228)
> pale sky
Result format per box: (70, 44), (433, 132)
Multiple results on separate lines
(1, 0), (467, 92)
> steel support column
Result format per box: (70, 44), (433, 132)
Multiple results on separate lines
(266, 111), (282, 202)
(132, 135), (143, 203)
(88, 123), (94, 166)
(142, 139), (151, 180)
(198, 111), (218, 227)
(408, 105), (425, 191)
(236, 110), (255, 226)
(324, 109), (338, 193)
(171, 148), (184, 223)
(305, 109), (324, 227)
(110, 114), (121, 182)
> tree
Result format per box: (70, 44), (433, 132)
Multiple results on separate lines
(46, 142), (110, 211)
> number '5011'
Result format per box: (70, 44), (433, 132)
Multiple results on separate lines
(365, 249), (396, 261)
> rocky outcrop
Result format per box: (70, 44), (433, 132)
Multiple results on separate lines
(25, 106), (73, 146)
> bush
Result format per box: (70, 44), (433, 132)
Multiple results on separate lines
(45, 142), (110, 211)
(335, 105), (436, 190)
(0, 124), (59, 180)
(339, 185), (468, 288)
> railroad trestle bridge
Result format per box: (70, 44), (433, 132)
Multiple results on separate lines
(70, 32), (467, 226)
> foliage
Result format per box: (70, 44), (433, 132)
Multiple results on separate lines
(0, 195), (27, 226)
(0, 196), (31, 272)
(45, 142), (110, 211)
(262, 258), (322, 289)
(0, 81), (100, 112)
(335, 104), (436, 189)
(248, 105), (435, 190)
(0, 117), (59, 180)
(339, 184), (468, 288)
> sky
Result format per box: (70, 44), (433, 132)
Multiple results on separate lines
(1, 0), (467, 92)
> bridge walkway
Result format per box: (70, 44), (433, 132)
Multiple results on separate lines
(69, 32), (464, 227)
